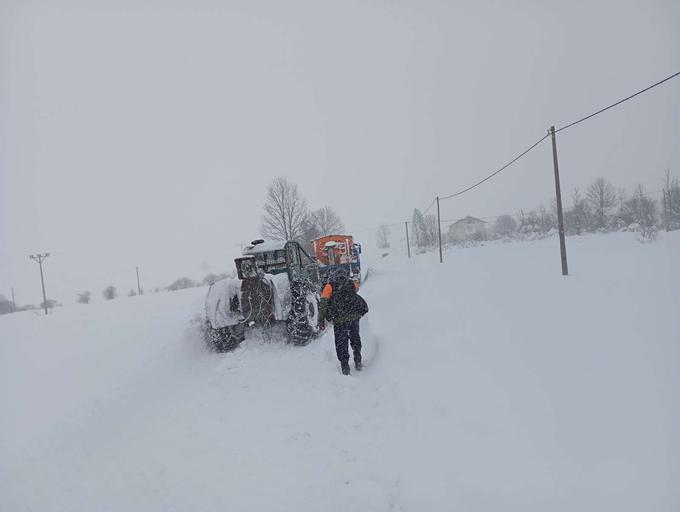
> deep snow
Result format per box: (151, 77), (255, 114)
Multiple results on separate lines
(1, 232), (679, 511)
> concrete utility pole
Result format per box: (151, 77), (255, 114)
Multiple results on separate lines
(404, 221), (411, 258)
(549, 126), (568, 276)
(136, 266), (142, 295)
(29, 253), (50, 314)
(436, 196), (443, 263)
(11, 287), (16, 312)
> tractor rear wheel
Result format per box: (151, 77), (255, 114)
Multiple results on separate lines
(286, 282), (320, 345)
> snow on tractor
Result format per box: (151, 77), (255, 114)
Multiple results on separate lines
(311, 235), (362, 286)
(204, 239), (321, 351)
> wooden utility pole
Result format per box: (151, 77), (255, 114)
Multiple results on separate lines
(11, 287), (16, 312)
(405, 221), (411, 258)
(29, 253), (50, 314)
(136, 266), (142, 295)
(436, 196), (443, 263)
(549, 126), (568, 276)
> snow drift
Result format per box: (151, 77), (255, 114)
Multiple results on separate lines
(1, 231), (678, 511)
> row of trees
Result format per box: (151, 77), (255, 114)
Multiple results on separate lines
(396, 172), (680, 251)
(261, 177), (345, 245)
(75, 272), (236, 305)
(0, 295), (62, 314)
(494, 173), (680, 241)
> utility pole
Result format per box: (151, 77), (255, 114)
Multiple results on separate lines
(549, 126), (568, 276)
(11, 287), (16, 312)
(136, 266), (142, 295)
(405, 221), (411, 258)
(436, 196), (443, 263)
(29, 253), (50, 314)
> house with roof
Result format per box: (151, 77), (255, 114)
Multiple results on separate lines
(448, 216), (488, 243)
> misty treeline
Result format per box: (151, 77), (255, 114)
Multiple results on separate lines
(72, 272), (236, 305)
(0, 295), (62, 315)
(261, 177), (346, 246)
(405, 172), (680, 250)
(0, 294), (36, 315)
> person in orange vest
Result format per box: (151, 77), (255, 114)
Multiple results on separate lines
(319, 274), (368, 375)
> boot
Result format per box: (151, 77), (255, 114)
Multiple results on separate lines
(354, 354), (362, 371)
(341, 361), (351, 375)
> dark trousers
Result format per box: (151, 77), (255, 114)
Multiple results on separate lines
(333, 320), (361, 363)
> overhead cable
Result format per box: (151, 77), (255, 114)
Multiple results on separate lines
(439, 134), (549, 201)
(556, 70), (680, 133)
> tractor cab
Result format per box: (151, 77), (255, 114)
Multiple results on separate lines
(236, 240), (319, 286)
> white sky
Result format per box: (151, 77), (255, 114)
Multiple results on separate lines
(1, 0), (679, 305)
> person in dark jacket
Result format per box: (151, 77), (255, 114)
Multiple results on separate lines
(319, 275), (369, 375)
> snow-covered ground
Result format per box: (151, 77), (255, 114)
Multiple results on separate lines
(1, 232), (679, 511)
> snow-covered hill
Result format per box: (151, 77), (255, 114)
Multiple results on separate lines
(1, 232), (679, 511)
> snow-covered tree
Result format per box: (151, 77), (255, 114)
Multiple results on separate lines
(102, 286), (117, 300)
(411, 209), (428, 248)
(424, 214), (439, 245)
(493, 215), (517, 237)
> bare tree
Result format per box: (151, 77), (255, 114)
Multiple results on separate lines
(375, 224), (390, 248)
(77, 291), (92, 304)
(299, 206), (346, 246)
(102, 286), (117, 300)
(261, 177), (309, 241)
(310, 206), (345, 236)
(493, 215), (517, 237)
(662, 169), (680, 231)
(623, 185), (657, 228)
(586, 178), (617, 230)
(567, 187), (591, 235)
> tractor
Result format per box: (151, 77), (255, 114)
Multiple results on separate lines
(204, 239), (321, 351)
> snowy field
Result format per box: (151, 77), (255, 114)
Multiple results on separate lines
(1, 231), (679, 511)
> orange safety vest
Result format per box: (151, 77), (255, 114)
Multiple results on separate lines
(321, 281), (358, 300)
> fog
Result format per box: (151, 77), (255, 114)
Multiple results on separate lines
(1, 0), (679, 304)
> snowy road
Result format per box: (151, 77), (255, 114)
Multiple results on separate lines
(2, 232), (679, 511)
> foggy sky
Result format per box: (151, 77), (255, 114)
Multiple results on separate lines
(1, 0), (679, 305)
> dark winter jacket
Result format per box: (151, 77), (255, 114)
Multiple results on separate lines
(319, 277), (368, 325)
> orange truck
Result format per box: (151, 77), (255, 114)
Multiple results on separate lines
(311, 235), (362, 284)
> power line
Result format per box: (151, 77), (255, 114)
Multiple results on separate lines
(349, 221), (405, 233)
(439, 134), (549, 201)
(556, 70), (680, 133)
(422, 198), (437, 215)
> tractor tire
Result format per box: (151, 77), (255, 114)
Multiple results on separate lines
(286, 282), (320, 345)
(205, 322), (245, 352)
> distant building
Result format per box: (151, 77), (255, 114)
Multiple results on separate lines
(448, 216), (488, 242)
